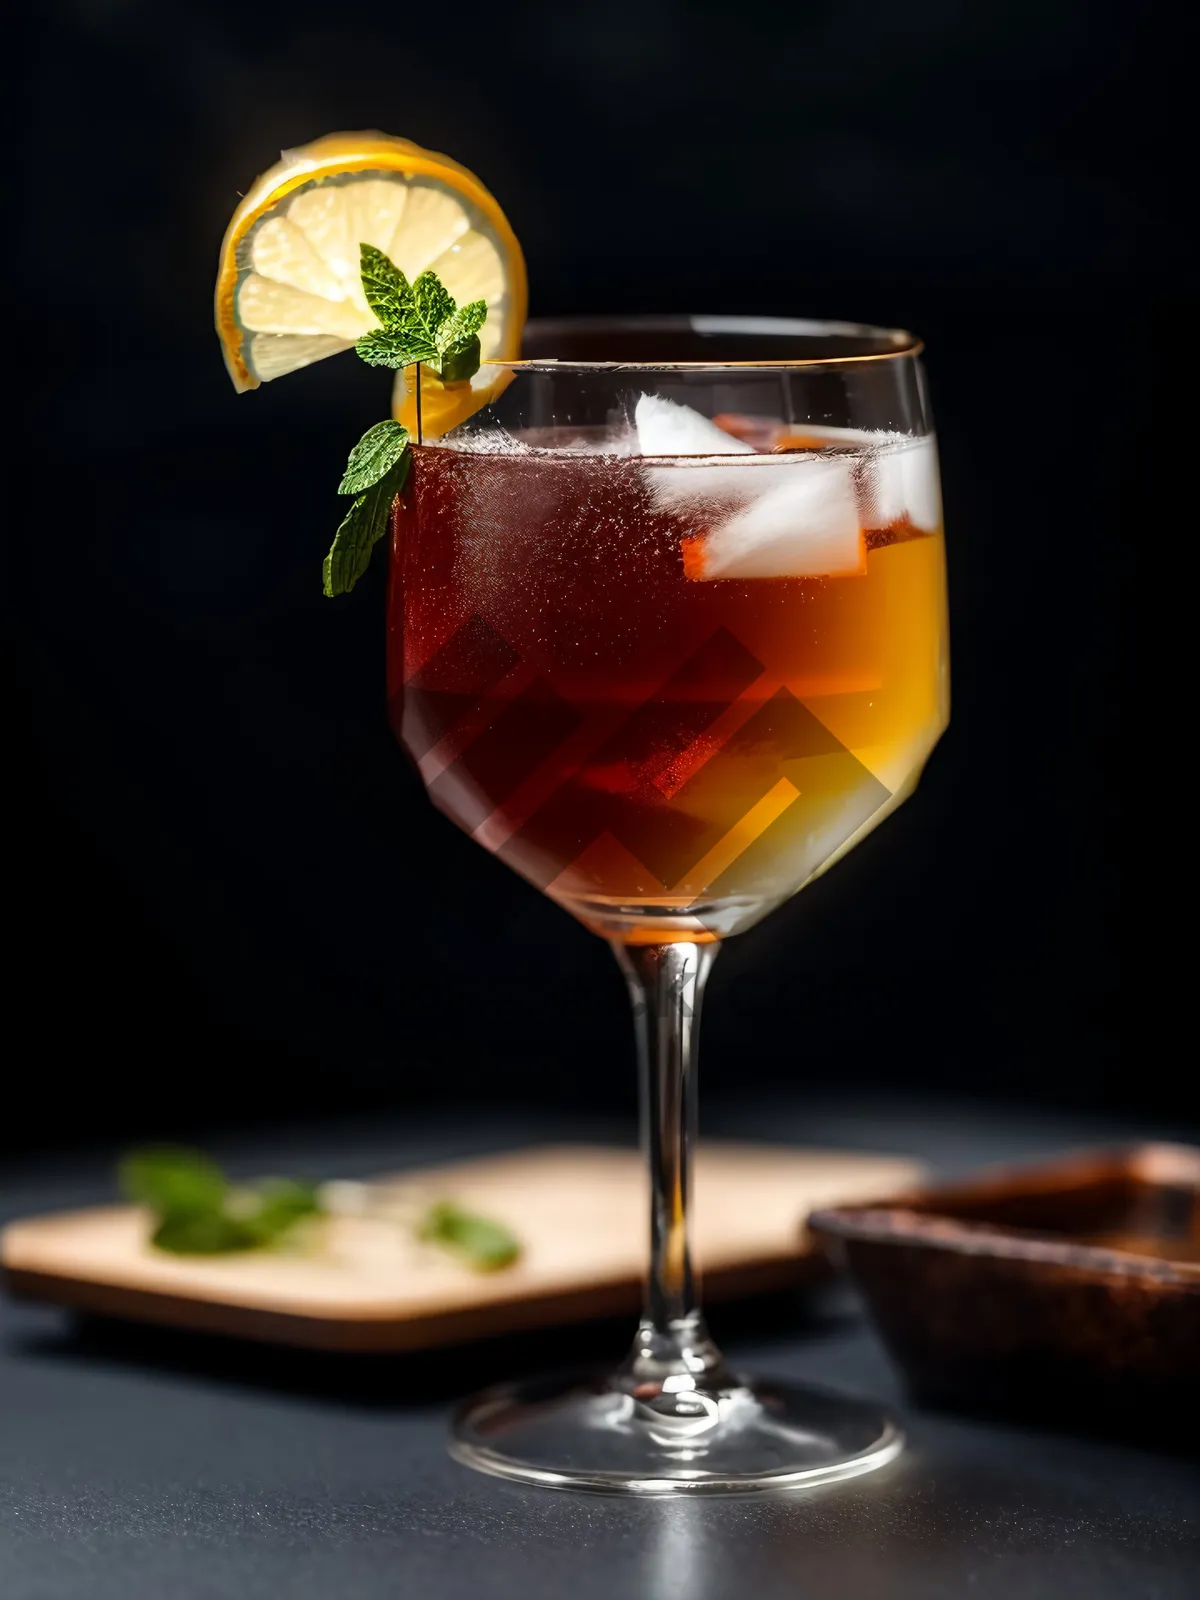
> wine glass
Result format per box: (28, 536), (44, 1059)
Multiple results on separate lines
(388, 317), (948, 1493)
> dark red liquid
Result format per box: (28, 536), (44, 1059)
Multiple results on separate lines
(388, 441), (947, 940)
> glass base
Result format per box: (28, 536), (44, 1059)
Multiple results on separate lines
(451, 1370), (903, 1495)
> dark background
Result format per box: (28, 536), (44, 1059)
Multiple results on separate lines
(9, 0), (1155, 1154)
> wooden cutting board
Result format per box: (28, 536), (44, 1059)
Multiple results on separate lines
(1, 1143), (921, 1352)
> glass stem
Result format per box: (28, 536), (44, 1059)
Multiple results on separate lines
(612, 941), (735, 1405)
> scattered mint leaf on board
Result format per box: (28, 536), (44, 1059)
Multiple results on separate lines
(120, 1147), (227, 1217)
(119, 1150), (522, 1269)
(338, 420), (410, 495)
(323, 248), (490, 596)
(151, 1209), (262, 1255)
(419, 1200), (523, 1271)
(119, 1148), (323, 1256)
(234, 1177), (324, 1245)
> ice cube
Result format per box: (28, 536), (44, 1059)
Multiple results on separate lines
(636, 394), (762, 514)
(686, 456), (865, 580)
(634, 394), (757, 457)
(859, 436), (941, 532)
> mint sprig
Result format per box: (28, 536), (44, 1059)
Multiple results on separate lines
(323, 245), (489, 596)
(120, 1147), (324, 1255)
(353, 248), (486, 378)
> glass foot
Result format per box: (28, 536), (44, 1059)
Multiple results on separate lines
(451, 1370), (903, 1495)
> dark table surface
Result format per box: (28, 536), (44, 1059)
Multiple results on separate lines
(2, 1096), (1197, 1600)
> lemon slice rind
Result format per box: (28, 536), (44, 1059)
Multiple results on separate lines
(216, 133), (526, 395)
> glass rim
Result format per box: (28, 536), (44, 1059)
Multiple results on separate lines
(487, 314), (924, 371)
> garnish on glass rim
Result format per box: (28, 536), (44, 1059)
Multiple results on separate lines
(119, 1147), (522, 1271)
(323, 247), (488, 599)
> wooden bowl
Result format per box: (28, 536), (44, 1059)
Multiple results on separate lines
(809, 1144), (1200, 1439)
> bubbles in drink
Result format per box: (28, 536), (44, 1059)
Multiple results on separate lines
(390, 406), (948, 940)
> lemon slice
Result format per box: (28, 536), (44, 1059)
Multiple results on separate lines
(215, 131), (526, 402)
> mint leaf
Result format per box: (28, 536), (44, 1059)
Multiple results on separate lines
(355, 327), (437, 368)
(359, 243), (413, 328)
(409, 270), (456, 346)
(435, 299), (487, 358)
(120, 1148), (519, 1265)
(419, 1200), (522, 1271)
(431, 293), (486, 382)
(437, 335), (481, 385)
(120, 1148), (228, 1216)
(120, 1148), (326, 1256)
(324, 259), (491, 596)
(151, 1210), (261, 1254)
(338, 420), (410, 495)
(323, 452), (409, 597)
(234, 1177), (323, 1245)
